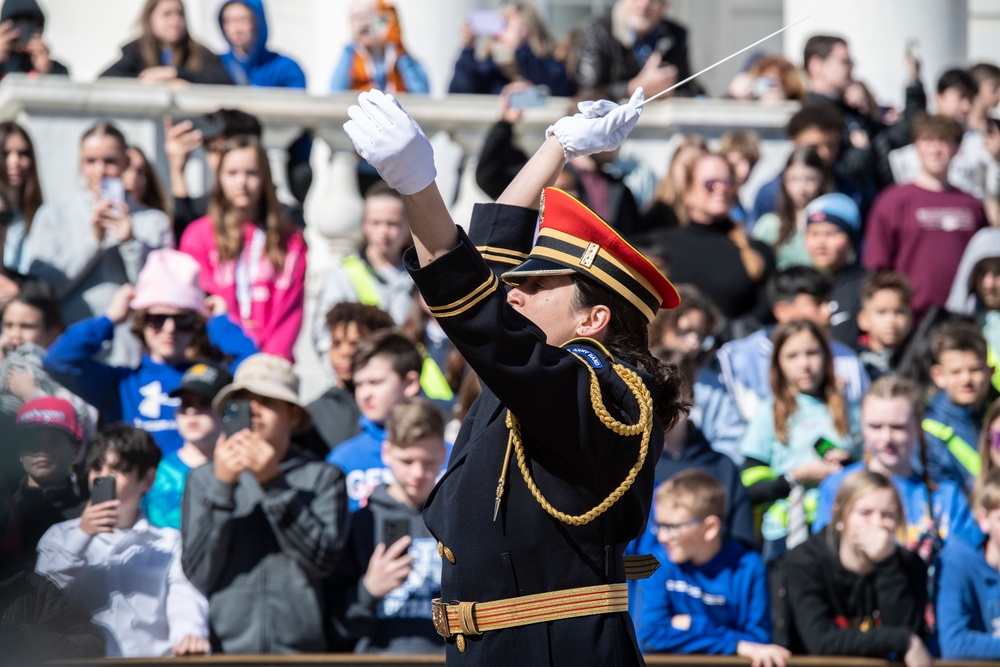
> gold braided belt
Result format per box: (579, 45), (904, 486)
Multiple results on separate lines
(431, 555), (658, 650)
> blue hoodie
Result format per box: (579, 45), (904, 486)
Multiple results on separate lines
(936, 535), (1000, 659)
(218, 0), (306, 89)
(635, 540), (772, 654)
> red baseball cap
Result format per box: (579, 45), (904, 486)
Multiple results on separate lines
(502, 188), (680, 322)
(15, 396), (83, 443)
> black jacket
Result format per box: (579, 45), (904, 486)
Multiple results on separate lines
(573, 11), (695, 100)
(784, 527), (927, 657)
(404, 202), (664, 665)
(101, 39), (233, 85)
(14, 473), (87, 564)
(830, 263), (869, 349)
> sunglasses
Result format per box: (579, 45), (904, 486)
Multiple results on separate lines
(990, 430), (1000, 452)
(145, 312), (198, 332)
(704, 178), (735, 193)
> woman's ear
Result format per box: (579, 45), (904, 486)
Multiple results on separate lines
(575, 304), (611, 339)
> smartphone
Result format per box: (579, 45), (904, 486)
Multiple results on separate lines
(381, 517), (410, 548)
(468, 10), (505, 37)
(508, 86), (549, 109)
(814, 437), (841, 458)
(91, 476), (116, 505)
(189, 114), (225, 142)
(100, 177), (126, 206)
(222, 400), (252, 437)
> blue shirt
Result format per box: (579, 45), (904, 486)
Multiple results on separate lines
(218, 0), (307, 89)
(143, 451), (193, 529)
(923, 391), (982, 494)
(635, 540), (772, 654)
(936, 535), (1000, 659)
(327, 416), (390, 512)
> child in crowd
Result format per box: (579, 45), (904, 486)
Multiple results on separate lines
(327, 330), (422, 511)
(923, 321), (991, 493)
(855, 272), (914, 380)
(864, 114), (989, 322)
(636, 470), (789, 665)
(179, 135), (306, 361)
(22, 121), (173, 367)
(313, 183), (415, 362)
(44, 249), (255, 455)
(813, 377), (980, 556)
(36, 424), (210, 657)
(801, 193), (867, 347)
(783, 470), (932, 664)
(650, 283), (743, 464)
(12, 396), (88, 562)
(0, 283), (63, 355)
(740, 318), (859, 559)
(181, 353), (349, 654)
(718, 266), (869, 423)
(307, 302), (395, 452)
(937, 467), (1000, 659)
(333, 397), (447, 653)
(143, 361), (232, 529)
(752, 146), (832, 270)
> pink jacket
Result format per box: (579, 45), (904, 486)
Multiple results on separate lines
(180, 216), (306, 361)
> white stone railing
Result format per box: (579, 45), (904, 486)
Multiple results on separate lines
(0, 75), (796, 398)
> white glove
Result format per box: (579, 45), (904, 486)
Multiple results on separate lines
(343, 89), (436, 195)
(545, 88), (644, 161)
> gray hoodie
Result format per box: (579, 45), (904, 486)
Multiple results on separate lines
(181, 446), (348, 653)
(945, 227), (1000, 314)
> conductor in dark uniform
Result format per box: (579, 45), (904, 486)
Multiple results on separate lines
(344, 87), (688, 665)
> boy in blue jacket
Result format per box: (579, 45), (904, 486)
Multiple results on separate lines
(218, 0), (306, 89)
(936, 468), (1000, 659)
(636, 470), (789, 665)
(923, 321), (990, 494)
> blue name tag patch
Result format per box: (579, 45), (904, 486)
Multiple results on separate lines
(566, 347), (605, 369)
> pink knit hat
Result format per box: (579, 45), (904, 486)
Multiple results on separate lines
(130, 249), (207, 315)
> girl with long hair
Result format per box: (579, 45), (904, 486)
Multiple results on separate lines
(752, 146), (833, 270)
(102, 0), (232, 85)
(449, 2), (574, 96)
(740, 318), (859, 558)
(642, 135), (707, 229)
(179, 135), (306, 361)
(784, 470), (933, 665)
(813, 376), (980, 559)
(123, 146), (170, 216)
(0, 122), (43, 274)
(44, 249), (255, 455)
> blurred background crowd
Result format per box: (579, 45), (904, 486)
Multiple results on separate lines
(3, 0), (1000, 664)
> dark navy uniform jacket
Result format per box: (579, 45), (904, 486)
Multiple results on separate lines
(404, 202), (665, 665)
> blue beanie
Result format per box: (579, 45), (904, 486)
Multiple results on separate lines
(805, 193), (861, 246)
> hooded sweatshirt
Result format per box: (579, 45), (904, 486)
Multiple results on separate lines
(784, 527), (927, 657)
(329, 484), (443, 654)
(635, 540), (771, 654)
(935, 535), (1000, 659)
(946, 227), (1000, 314)
(217, 0), (306, 89)
(0, 0), (69, 77)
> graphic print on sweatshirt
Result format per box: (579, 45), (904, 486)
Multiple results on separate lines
(378, 537), (442, 619)
(134, 380), (180, 432)
(915, 206), (981, 232)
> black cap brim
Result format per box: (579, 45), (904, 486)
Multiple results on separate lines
(501, 257), (577, 285)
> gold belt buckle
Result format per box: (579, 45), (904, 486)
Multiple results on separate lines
(431, 598), (451, 638)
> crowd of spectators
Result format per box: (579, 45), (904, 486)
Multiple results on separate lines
(2, 0), (1000, 664)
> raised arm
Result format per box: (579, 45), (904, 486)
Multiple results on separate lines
(343, 88), (645, 266)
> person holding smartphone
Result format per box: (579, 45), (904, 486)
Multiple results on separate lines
(35, 424), (210, 657)
(181, 353), (349, 653)
(22, 121), (173, 368)
(0, 0), (68, 79)
(330, 397), (447, 653)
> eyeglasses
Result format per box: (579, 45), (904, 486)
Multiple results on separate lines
(145, 313), (198, 332)
(990, 430), (1000, 452)
(703, 179), (735, 193)
(649, 516), (706, 537)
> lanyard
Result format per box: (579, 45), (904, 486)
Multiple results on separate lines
(235, 228), (266, 324)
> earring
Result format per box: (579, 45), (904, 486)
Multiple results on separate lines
(835, 522), (844, 531)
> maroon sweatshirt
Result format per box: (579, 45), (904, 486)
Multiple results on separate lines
(862, 183), (987, 320)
